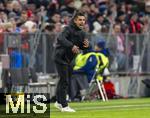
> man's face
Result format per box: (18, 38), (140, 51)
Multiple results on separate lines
(74, 16), (86, 29)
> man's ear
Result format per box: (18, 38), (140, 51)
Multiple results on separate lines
(73, 18), (77, 23)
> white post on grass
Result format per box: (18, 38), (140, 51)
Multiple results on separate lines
(100, 80), (108, 101)
(96, 79), (105, 101)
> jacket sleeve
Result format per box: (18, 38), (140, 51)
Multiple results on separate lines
(57, 27), (74, 48)
(80, 31), (91, 50)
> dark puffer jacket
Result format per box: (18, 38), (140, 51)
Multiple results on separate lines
(54, 22), (89, 65)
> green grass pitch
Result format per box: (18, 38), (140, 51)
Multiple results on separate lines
(50, 98), (150, 118)
(0, 98), (150, 118)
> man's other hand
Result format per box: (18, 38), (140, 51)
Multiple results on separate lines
(83, 39), (89, 48)
(72, 45), (80, 54)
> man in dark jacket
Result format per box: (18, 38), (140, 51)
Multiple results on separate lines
(54, 11), (89, 112)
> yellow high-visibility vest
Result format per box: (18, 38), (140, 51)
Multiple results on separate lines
(73, 52), (99, 71)
(95, 52), (109, 81)
(73, 52), (109, 81)
(95, 52), (109, 73)
(73, 52), (109, 72)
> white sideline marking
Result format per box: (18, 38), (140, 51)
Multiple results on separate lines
(51, 104), (150, 112)
(75, 104), (150, 111)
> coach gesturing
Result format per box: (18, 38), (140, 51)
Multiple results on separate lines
(54, 11), (89, 112)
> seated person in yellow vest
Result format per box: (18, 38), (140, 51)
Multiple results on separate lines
(93, 40), (117, 100)
(70, 40), (110, 101)
(70, 47), (98, 101)
(94, 40), (110, 81)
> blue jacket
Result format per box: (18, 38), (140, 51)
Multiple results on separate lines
(10, 50), (23, 69)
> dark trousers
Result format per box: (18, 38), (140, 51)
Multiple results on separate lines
(55, 63), (72, 107)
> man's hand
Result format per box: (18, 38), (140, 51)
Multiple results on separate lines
(83, 39), (89, 48)
(72, 45), (80, 54)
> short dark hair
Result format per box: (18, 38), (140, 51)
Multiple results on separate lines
(72, 11), (86, 20)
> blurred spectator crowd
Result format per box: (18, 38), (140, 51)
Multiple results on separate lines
(0, 0), (149, 34)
